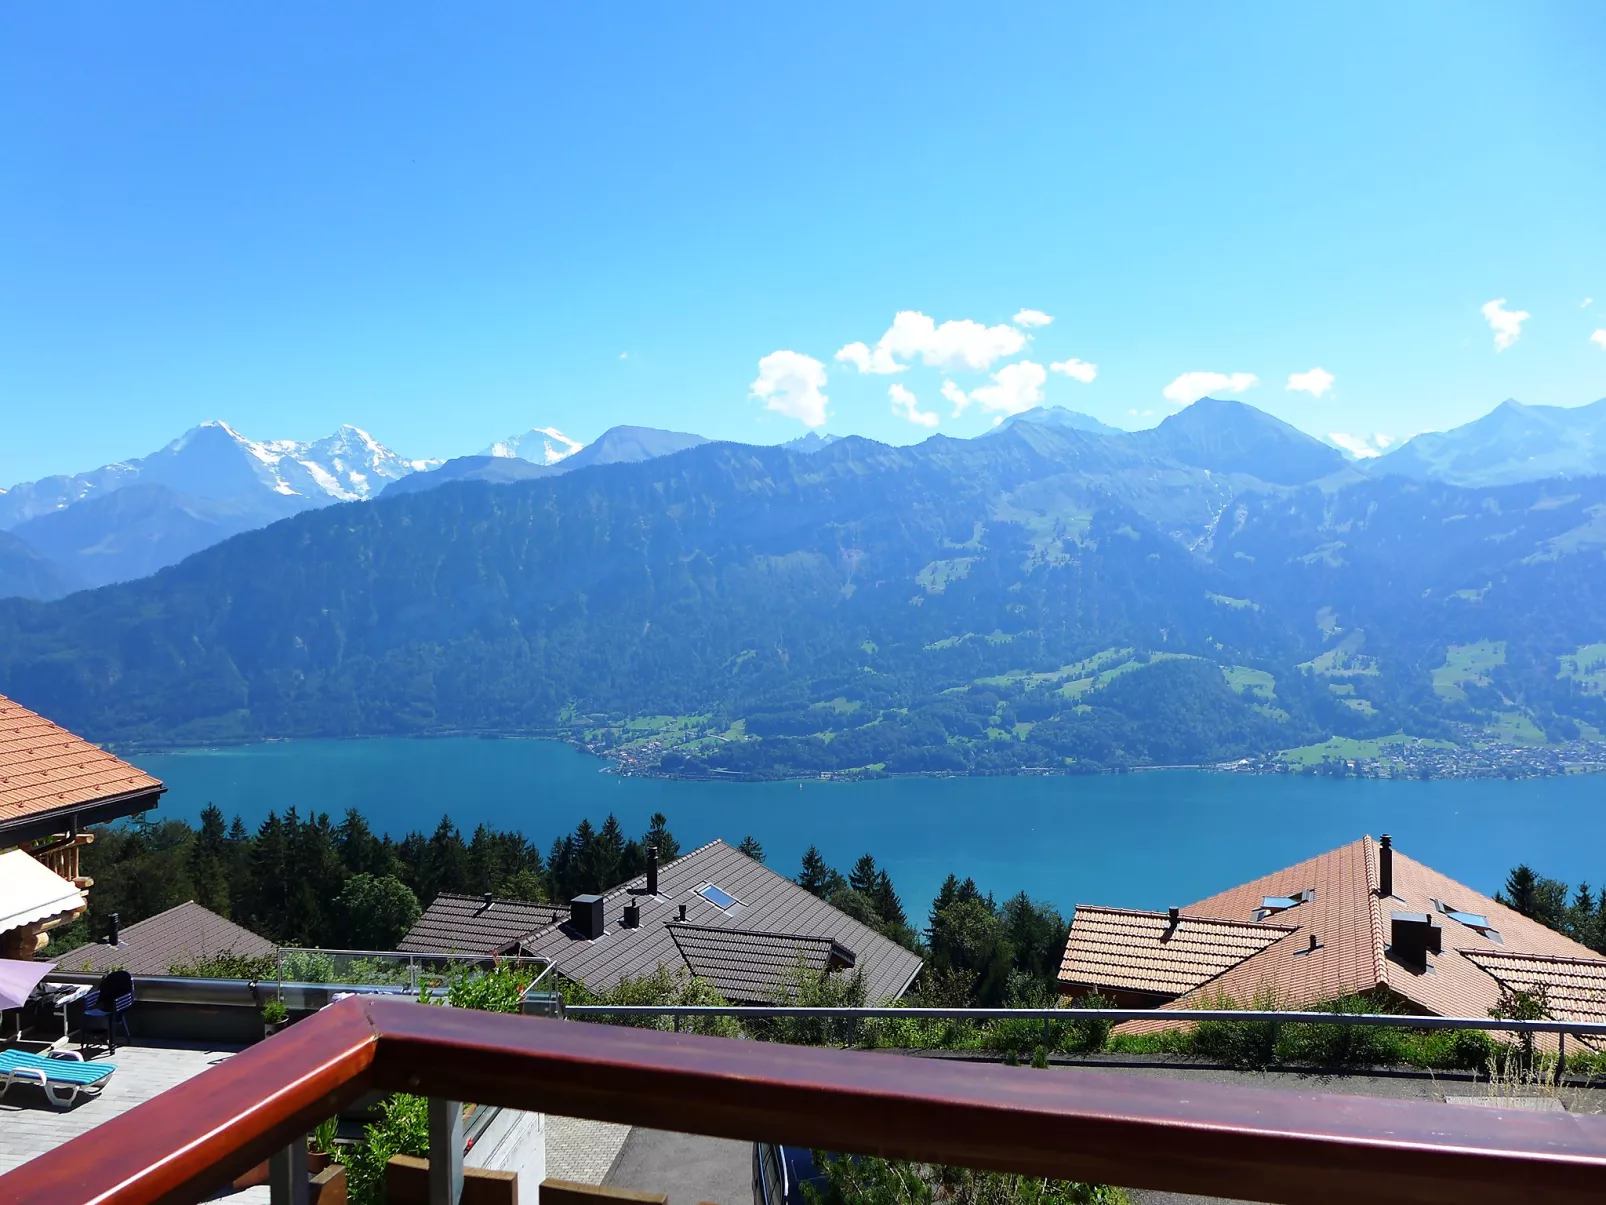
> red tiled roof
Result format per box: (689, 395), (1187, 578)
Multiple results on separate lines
(1060, 906), (1296, 998)
(1067, 836), (1606, 1034)
(0, 694), (161, 831)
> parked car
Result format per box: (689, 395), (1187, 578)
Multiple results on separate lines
(753, 1143), (827, 1205)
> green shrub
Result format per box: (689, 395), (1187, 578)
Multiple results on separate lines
(804, 1152), (1128, 1205)
(168, 950), (281, 980)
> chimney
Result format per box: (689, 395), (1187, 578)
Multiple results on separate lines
(677, 903), (688, 922)
(481, 892), (494, 910)
(1389, 911), (1441, 971)
(570, 894), (604, 940)
(623, 900), (640, 928)
(647, 847), (659, 896)
(108, 913), (120, 947)
(1308, 934), (1319, 951)
(1378, 834), (1394, 899)
(1167, 906), (1180, 926)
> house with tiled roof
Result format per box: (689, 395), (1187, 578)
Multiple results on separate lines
(54, 900), (276, 976)
(397, 839), (925, 1004)
(1060, 835), (1606, 1028)
(0, 692), (164, 959)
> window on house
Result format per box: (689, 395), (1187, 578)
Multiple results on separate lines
(697, 882), (739, 910)
(1254, 888), (1315, 922)
(1431, 898), (1502, 942)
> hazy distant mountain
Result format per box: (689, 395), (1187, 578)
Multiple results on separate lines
(0, 422), (424, 596)
(0, 530), (82, 602)
(386, 425), (709, 497)
(0, 422), (419, 531)
(782, 432), (843, 453)
(8, 485), (293, 591)
(480, 427), (584, 465)
(1372, 398), (1606, 486)
(991, 406), (1122, 437)
(1132, 398), (1349, 486)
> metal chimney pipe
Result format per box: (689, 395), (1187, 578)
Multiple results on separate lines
(108, 913), (120, 946)
(1167, 906), (1180, 926)
(482, 892), (494, 909)
(677, 903), (688, 921)
(1379, 834), (1393, 899)
(647, 847), (659, 896)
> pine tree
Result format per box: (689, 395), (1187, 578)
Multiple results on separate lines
(797, 845), (834, 897)
(848, 854), (879, 897)
(736, 836), (766, 863)
(1501, 865), (1538, 916)
(643, 813), (680, 861)
(188, 804), (232, 917)
(872, 869), (907, 928)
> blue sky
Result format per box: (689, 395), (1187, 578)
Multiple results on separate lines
(3, 3), (1604, 482)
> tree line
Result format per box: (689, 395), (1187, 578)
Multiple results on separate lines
(47, 807), (1070, 1005)
(1497, 863), (1606, 953)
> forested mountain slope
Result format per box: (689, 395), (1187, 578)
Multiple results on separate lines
(1, 412), (1602, 774)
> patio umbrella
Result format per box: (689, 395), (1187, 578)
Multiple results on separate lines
(0, 958), (57, 1011)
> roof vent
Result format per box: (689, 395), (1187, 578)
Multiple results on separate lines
(1167, 907), (1180, 925)
(1389, 911), (1441, 971)
(1379, 834), (1394, 899)
(647, 847), (659, 896)
(678, 903), (688, 921)
(481, 892), (494, 910)
(107, 913), (120, 947)
(623, 900), (640, 928)
(570, 894), (604, 940)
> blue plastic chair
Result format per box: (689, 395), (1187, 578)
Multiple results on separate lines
(81, 970), (134, 1053)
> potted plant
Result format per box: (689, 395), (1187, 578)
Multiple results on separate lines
(307, 1116), (339, 1174)
(262, 997), (289, 1036)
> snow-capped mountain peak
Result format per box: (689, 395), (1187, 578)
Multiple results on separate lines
(481, 426), (584, 465)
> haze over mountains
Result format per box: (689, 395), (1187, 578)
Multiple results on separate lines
(0, 393), (1601, 620)
(1, 395), (1604, 776)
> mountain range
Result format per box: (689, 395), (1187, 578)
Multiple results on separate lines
(2, 396), (1603, 776)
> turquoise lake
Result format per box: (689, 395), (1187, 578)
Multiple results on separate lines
(131, 738), (1602, 916)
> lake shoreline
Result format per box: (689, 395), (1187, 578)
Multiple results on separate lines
(108, 727), (1606, 784)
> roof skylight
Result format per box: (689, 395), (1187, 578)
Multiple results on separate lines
(1431, 898), (1502, 943)
(1253, 888), (1315, 922)
(697, 882), (739, 910)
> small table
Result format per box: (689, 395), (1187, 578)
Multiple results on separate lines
(40, 983), (91, 1047)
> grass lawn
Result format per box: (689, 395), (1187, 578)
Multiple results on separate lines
(1430, 639), (1506, 702)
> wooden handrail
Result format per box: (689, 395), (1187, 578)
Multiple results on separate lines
(6, 995), (1606, 1205)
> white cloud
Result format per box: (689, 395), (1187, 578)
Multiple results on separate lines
(967, 360), (1048, 416)
(1013, 309), (1054, 328)
(1162, 371), (1259, 406)
(1286, 367), (1335, 398)
(619, 352), (629, 360)
(1127, 408), (1156, 419)
(941, 379), (971, 415)
(1050, 357), (1098, 383)
(1328, 431), (1394, 459)
(750, 350), (829, 428)
(1592, 329), (1606, 350)
(1584, 298), (1595, 308)
(889, 383), (939, 429)
(836, 311), (1027, 375)
(1481, 298), (1529, 351)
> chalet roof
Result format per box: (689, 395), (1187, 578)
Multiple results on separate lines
(1063, 837), (1606, 1032)
(511, 840), (924, 1004)
(1060, 906), (1295, 999)
(668, 923), (851, 1004)
(1463, 950), (1606, 1023)
(0, 694), (162, 841)
(53, 901), (275, 976)
(397, 893), (567, 955)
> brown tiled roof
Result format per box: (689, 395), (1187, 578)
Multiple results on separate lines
(53, 900), (275, 976)
(514, 840), (924, 1004)
(397, 893), (567, 955)
(668, 923), (850, 1004)
(1085, 836), (1606, 1034)
(0, 694), (162, 834)
(1463, 951), (1606, 1023)
(1060, 906), (1295, 998)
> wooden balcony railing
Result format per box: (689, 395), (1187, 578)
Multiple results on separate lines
(5, 995), (1606, 1205)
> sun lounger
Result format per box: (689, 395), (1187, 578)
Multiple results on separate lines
(0, 1048), (116, 1109)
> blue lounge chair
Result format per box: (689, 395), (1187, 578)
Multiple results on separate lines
(0, 1049), (116, 1109)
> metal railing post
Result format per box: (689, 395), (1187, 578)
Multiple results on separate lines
(428, 1097), (464, 1205)
(268, 1137), (308, 1205)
